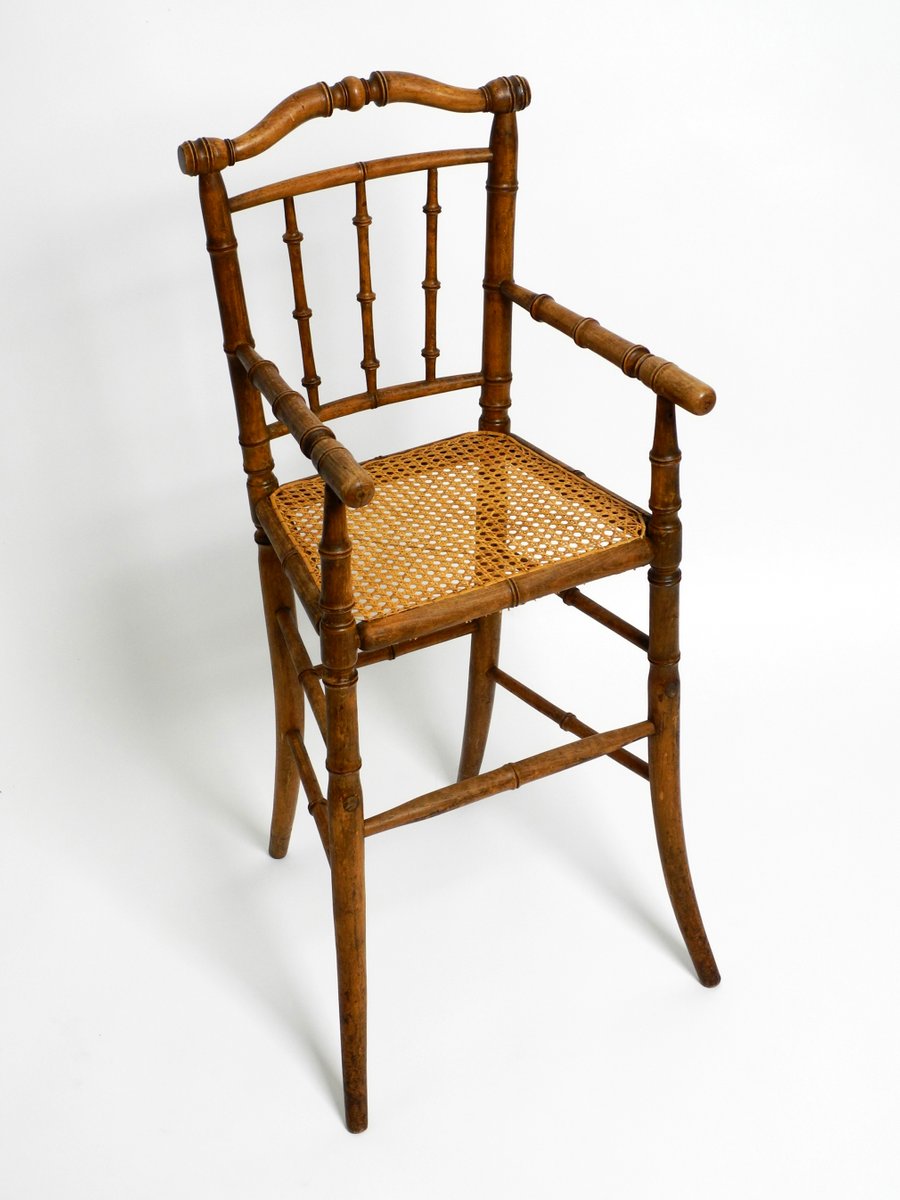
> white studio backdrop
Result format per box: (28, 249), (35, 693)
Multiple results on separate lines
(1, 2), (897, 1197)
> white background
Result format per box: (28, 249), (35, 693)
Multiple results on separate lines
(2, 2), (898, 1196)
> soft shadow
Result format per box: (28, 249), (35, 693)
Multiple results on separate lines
(357, 649), (465, 785)
(511, 784), (694, 977)
(198, 857), (345, 1113)
(89, 526), (345, 1109)
(98, 528), (273, 838)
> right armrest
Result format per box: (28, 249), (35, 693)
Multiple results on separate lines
(235, 344), (375, 508)
(500, 281), (715, 416)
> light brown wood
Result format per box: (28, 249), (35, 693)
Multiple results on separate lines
(491, 666), (650, 780)
(286, 730), (330, 862)
(256, 496), (323, 627)
(235, 343), (374, 508)
(422, 168), (441, 382)
(559, 587), (650, 652)
(318, 372), (482, 420)
(230, 147), (492, 212)
(282, 198), (322, 412)
(457, 613), (502, 780)
(319, 486), (367, 1132)
(647, 398), (719, 986)
(366, 721), (655, 836)
(479, 110), (518, 434)
(179, 74), (529, 176)
(259, 546), (304, 859)
(356, 537), (653, 653)
(275, 607), (327, 739)
(353, 620), (476, 669)
(500, 280), (716, 416)
(181, 68), (719, 1133)
(353, 179), (379, 399)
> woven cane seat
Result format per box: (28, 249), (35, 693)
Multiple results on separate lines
(268, 431), (646, 626)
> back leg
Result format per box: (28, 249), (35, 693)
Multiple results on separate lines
(258, 541), (304, 858)
(458, 612), (502, 780)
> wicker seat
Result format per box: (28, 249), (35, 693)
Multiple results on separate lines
(264, 432), (647, 638)
(180, 70), (720, 1133)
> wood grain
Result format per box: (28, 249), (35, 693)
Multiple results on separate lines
(501, 280), (716, 416)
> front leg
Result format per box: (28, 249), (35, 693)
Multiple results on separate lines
(648, 398), (719, 987)
(320, 486), (368, 1131)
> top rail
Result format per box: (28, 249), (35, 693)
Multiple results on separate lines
(500, 281), (716, 416)
(229, 146), (492, 212)
(179, 72), (530, 176)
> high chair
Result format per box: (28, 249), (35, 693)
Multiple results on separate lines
(179, 71), (720, 1132)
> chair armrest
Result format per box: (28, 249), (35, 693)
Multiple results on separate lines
(235, 344), (375, 508)
(500, 281), (715, 416)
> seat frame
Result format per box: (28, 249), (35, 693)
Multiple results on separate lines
(179, 71), (720, 1133)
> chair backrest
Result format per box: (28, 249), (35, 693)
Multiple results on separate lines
(179, 72), (531, 517)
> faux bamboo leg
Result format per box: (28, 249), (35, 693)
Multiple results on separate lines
(320, 487), (368, 1132)
(326, 694), (367, 1132)
(647, 400), (719, 987)
(258, 542), (304, 859)
(457, 612), (502, 780)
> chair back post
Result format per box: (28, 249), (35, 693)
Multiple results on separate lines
(197, 170), (279, 530)
(479, 100), (521, 433)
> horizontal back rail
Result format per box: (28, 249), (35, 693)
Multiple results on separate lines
(265, 372), (483, 438)
(229, 147), (492, 212)
(179, 72), (530, 176)
(319, 372), (483, 421)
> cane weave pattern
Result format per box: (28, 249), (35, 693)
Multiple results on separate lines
(269, 432), (645, 623)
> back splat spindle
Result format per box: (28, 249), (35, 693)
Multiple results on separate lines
(282, 197), (322, 412)
(422, 168), (441, 381)
(353, 178), (379, 398)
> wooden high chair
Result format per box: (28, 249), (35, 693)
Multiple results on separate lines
(179, 71), (720, 1132)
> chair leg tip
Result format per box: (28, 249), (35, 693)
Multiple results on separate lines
(345, 1098), (368, 1133)
(697, 962), (721, 988)
(268, 835), (290, 859)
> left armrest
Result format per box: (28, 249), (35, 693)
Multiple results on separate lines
(235, 343), (375, 508)
(500, 280), (715, 416)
